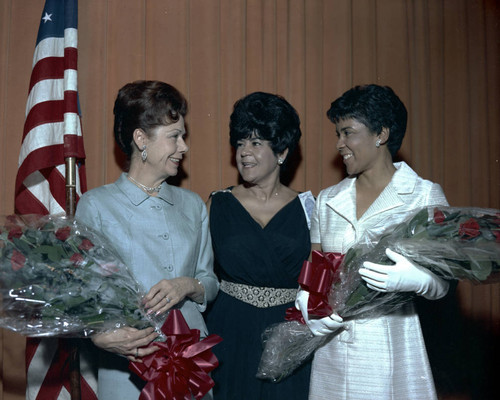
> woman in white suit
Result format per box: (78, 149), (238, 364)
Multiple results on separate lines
(296, 84), (449, 400)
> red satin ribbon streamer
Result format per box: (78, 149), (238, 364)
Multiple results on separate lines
(286, 250), (344, 323)
(129, 309), (223, 400)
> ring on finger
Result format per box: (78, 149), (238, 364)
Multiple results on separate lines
(135, 348), (139, 358)
(165, 296), (171, 303)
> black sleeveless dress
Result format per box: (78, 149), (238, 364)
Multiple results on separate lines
(205, 190), (312, 400)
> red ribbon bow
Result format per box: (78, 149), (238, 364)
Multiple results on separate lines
(129, 309), (223, 400)
(286, 251), (344, 323)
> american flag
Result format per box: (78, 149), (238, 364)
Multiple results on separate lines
(15, 0), (97, 398)
(15, 0), (86, 215)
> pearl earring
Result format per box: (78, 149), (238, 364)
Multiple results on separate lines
(278, 158), (284, 165)
(375, 139), (381, 148)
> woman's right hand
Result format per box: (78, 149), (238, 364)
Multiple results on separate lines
(295, 290), (344, 336)
(91, 326), (160, 362)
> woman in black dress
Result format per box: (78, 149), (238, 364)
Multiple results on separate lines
(205, 92), (314, 399)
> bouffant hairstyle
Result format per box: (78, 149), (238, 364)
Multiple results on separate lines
(229, 92), (302, 158)
(327, 84), (407, 157)
(113, 80), (187, 159)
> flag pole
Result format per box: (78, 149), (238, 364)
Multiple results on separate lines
(65, 156), (81, 400)
(65, 157), (77, 216)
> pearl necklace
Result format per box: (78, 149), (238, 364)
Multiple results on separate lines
(127, 175), (162, 194)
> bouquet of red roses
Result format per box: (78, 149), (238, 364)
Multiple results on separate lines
(0, 214), (222, 399)
(0, 213), (158, 337)
(257, 206), (500, 382)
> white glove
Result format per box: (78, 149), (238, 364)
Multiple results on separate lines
(359, 248), (449, 300)
(295, 290), (344, 336)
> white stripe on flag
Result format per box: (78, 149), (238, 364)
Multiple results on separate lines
(32, 28), (78, 67)
(19, 114), (82, 166)
(26, 78), (65, 115)
(64, 68), (78, 92)
(64, 27), (77, 48)
(75, 164), (83, 197)
(32, 37), (65, 67)
(26, 338), (58, 399)
(19, 122), (65, 166)
(25, 73), (77, 114)
(63, 111), (81, 136)
(24, 169), (66, 215)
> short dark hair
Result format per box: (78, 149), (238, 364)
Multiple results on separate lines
(229, 92), (301, 157)
(327, 84), (407, 157)
(113, 80), (187, 158)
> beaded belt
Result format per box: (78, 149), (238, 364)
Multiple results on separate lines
(220, 280), (297, 308)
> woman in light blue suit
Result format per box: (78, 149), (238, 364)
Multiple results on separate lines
(296, 84), (449, 400)
(75, 80), (218, 399)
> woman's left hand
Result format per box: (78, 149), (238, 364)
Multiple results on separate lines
(359, 248), (449, 299)
(142, 277), (204, 315)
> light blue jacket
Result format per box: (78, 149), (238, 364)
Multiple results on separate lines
(75, 173), (218, 399)
(75, 173), (218, 334)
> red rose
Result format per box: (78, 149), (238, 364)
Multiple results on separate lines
(8, 226), (23, 240)
(55, 226), (72, 241)
(458, 218), (481, 239)
(78, 238), (94, 251)
(11, 250), (26, 271)
(433, 208), (446, 224)
(70, 253), (84, 265)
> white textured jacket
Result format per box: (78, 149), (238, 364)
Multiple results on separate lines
(309, 162), (449, 400)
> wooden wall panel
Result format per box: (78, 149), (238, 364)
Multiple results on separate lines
(0, 1), (499, 399)
(406, 0), (425, 174)
(303, 1), (324, 193)
(352, 0), (377, 84)
(0, 0), (6, 395)
(79, 0), (108, 188)
(319, 1), (351, 193)
(188, 1), (220, 198)
(443, 0), (470, 206)
(407, 0), (434, 180)
(246, 0), (265, 92)
(286, 1), (306, 191)
(0, 0), (11, 217)
(485, 0), (500, 209)
(1, 1), (41, 217)
(218, 0), (245, 191)
(261, 0), (278, 92)
(145, 0), (190, 88)
(376, 0), (412, 162)
(427, 0), (447, 187)
(275, 0), (290, 98)
(105, 0), (146, 184)
(466, 1), (490, 209)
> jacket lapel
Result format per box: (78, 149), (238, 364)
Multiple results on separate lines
(324, 162), (418, 226)
(325, 176), (357, 225)
(362, 162), (418, 223)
